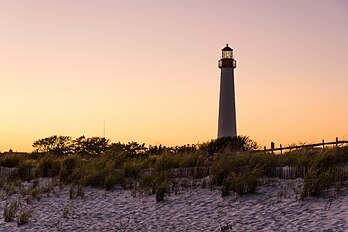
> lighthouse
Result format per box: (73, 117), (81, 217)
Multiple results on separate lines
(218, 44), (237, 138)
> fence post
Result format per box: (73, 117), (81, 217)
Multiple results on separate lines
(271, 142), (275, 153)
(336, 137), (339, 147)
(280, 144), (282, 154)
(322, 139), (325, 149)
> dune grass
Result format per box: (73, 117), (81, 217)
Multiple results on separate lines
(1, 136), (348, 201)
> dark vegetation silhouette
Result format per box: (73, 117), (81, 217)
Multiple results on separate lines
(1, 135), (348, 201)
(31, 135), (257, 157)
(32, 135), (109, 156)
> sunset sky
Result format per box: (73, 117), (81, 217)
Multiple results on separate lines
(1, 0), (348, 152)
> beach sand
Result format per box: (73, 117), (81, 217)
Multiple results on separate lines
(0, 178), (347, 231)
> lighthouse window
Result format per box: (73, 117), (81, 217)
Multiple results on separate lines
(222, 51), (233, 59)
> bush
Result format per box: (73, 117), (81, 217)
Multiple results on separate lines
(155, 155), (180, 171)
(222, 172), (244, 196)
(123, 162), (141, 179)
(221, 168), (261, 196)
(104, 172), (124, 191)
(156, 185), (168, 202)
(241, 168), (260, 193)
(17, 209), (32, 226)
(0, 154), (23, 168)
(29, 187), (41, 201)
(3, 200), (20, 222)
(155, 171), (169, 202)
(62, 203), (74, 218)
(4, 182), (16, 196)
(221, 177), (232, 197)
(210, 155), (233, 186)
(299, 147), (348, 200)
(300, 168), (336, 200)
(83, 168), (108, 187)
(203, 136), (259, 155)
(38, 157), (51, 177)
(17, 160), (35, 181)
(179, 153), (205, 168)
(62, 156), (76, 171)
(139, 174), (155, 194)
(59, 156), (78, 183)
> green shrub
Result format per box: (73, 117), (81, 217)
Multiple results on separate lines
(51, 159), (62, 177)
(34, 154), (62, 178)
(17, 209), (32, 226)
(179, 153), (201, 167)
(210, 155), (233, 186)
(123, 161), (141, 178)
(59, 166), (70, 183)
(155, 155), (180, 171)
(139, 174), (155, 194)
(6, 169), (20, 183)
(221, 177), (232, 197)
(0, 154), (23, 168)
(203, 136), (259, 155)
(104, 174), (116, 191)
(154, 171), (169, 202)
(300, 168), (336, 200)
(104, 172), (124, 191)
(83, 168), (108, 187)
(62, 203), (74, 218)
(221, 168), (261, 196)
(222, 172), (244, 196)
(3, 200), (20, 222)
(28, 182), (41, 202)
(38, 157), (51, 177)
(59, 156), (78, 183)
(4, 182), (16, 196)
(242, 168), (260, 193)
(156, 185), (168, 202)
(62, 156), (76, 170)
(17, 160), (34, 181)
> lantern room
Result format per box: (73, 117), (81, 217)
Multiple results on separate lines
(218, 44), (236, 69)
(221, 44), (233, 59)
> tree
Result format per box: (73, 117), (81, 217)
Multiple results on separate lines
(72, 136), (110, 156)
(32, 135), (72, 155)
(124, 141), (147, 158)
(108, 142), (127, 153)
(202, 136), (259, 155)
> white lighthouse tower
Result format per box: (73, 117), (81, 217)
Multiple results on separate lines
(218, 44), (237, 138)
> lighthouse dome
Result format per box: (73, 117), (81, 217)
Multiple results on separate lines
(222, 44), (233, 51)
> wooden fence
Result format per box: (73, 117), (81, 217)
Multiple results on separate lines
(0, 166), (17, 177)
(266, 166), (308, 179)
(254, 138), (348, 154)
(116, 167), (210, 179)
(2, 165), (348, 180)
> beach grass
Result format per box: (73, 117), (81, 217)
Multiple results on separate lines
(1, 136), (348, 200)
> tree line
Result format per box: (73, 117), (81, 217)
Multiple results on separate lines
(32, 135), (259, 157)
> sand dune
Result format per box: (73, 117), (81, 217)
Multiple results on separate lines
(0, 178), (347, 231)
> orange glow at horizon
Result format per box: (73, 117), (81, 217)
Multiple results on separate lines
(1, 0), (348, 152)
